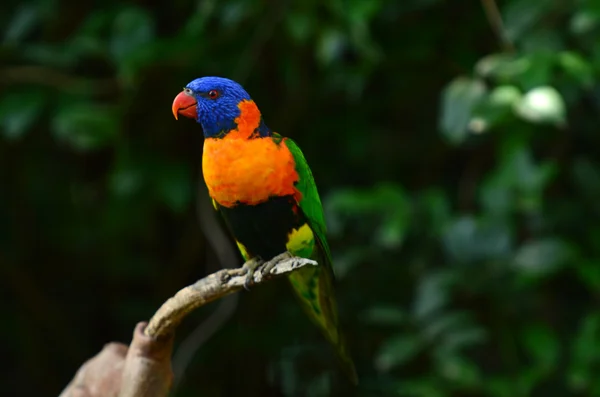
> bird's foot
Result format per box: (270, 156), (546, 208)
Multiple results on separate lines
(260, 251), (293, 277)
(242, 256), (264, 291)
(241, 252), (294, 291)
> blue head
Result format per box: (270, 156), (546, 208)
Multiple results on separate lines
(172, 76), (269, 138)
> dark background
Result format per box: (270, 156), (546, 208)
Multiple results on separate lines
(3, 0), (600, 396)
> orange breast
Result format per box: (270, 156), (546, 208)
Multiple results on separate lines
(203, 136), (299, 207)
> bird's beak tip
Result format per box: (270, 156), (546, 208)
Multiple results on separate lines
(172, 91), (197, 121)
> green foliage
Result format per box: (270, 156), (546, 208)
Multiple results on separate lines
(2, 0), (600, 396)
(0, 90), (45, 140)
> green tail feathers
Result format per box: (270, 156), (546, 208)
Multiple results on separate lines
(287, 254), (358, 385)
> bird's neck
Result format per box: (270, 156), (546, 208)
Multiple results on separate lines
(217, 99), (271, 139)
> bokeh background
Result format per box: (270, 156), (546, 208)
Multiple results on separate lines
(3, 0), (600, 396)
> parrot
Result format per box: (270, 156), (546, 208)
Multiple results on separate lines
(171, 76), (357, 384)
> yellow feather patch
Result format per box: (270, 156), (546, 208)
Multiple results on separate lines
(286, 223), (315, 258)
(235, 240), (250, 261)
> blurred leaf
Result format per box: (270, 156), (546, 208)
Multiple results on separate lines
(345, 0), (382, 23)
(558, 51), (594, 88)
(439, 77), (486, 144)
(522, 324), (559, 372)
(568, 313), (600, 392)
(183, 0), (216, 35)
(316, 28), (346, 66)
(0, 91), (45, 140)
(375, 333), (422, 372)
(110, 7), (154, 62)
(520, 30), (563, 54)
(412, 271), (455, 320)
(376, 214), (407, 249)
(513, 238), (572, 277)
(304, 373), (331, 397)
(51, 103), (119, 151)
(4, 5), (39, 44)
(514, 86), (567, 126)
(109, 164), (144, 198)
(332, 246), (369, 277)
(435, 355), (481, 387)
(441, 216), (477, 263)
(219, 1), (251, 26)
(494, 140), (556, 204)
(476, 54), (530, 81)
(572, 313), (600, 364)
(510, 148), (556, 194)
(69, 11), (111, 57)
(417, 188), (451, 234)
(286, 12), (314, 44)
(21, 44), (78, 68)
(326, 183), (410, 249)
(422, 311), (473, 342)
(488, 144), (557, 213)
(572, 157), (600, 199)
(470, 85), (522, 132)
(480, 175), (514, 217)
(438, 327), (487, 355)
(361, 305), (405, 326)
(77, 10), (111, 36)
(488, 85), (522, 108)
(570, 8), (600, 35)
(396, 378), (446, 397)
(443, 216), (512, 264)
(574, 260), (600, 292)
(515, 53), (553, 89)
(503, 0), (554, 42)
(486, 377), (514, 397)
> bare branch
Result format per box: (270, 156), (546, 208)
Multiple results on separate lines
(144, 254), (318, 338)
(61, 254), (316, 396)
(119, 323), (174, 397)
(481, 0), (515, 52)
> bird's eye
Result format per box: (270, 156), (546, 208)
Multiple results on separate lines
(208, 90), (219, 99)
(183, 87), (193, 95)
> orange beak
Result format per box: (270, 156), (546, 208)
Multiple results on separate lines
(172, 91), (198, 120)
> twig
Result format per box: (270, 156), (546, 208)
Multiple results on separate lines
(144, 255), (318, 338)
(481, 0), (515, 52)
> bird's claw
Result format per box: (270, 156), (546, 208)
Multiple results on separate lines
(242, 252), (293, 291)
(263, 252), (293, 273)
(242, 257), (264, 291)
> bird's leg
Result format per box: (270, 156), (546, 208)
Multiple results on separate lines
(242, 256), (264, 291)
(259, 251), (293, 277)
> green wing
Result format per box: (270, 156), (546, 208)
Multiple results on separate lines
(282, 136), (358, 384)
(282, 136), (332, 265)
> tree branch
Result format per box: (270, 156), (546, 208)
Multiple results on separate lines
(481, 0), (515, 52)
(144, 253), (317, 338)
(59, 323), (174, 397)
(61, 253), (318, 397)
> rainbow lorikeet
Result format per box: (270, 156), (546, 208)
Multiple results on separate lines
(171, 76), (357, 384)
